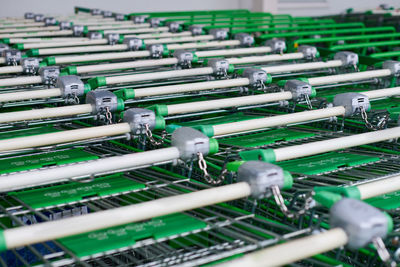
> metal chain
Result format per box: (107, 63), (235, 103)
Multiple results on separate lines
(180, 61), (191, 69)
(50, 77), (57, 86)
(372, 237), (397, 267)
(197, 152), (212, 182)
(104, 107), (113, 125)
(197, 152), (228, 185)
(360, 106), (389, 131)
(305, 94), (313, 109)
(65, 93), (80, 105)
(257, 80), (266, 91)
(74, 93), (80, 104)
(219, 69), (228, 79)
(31, 66), (37, 75)
(144, 124), (166, 146)
(271, 185), (314, 219)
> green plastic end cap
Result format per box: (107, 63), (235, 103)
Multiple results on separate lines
(313, 185), (361, 200)
(313, 191), (343, 208)
(88, 76), (107, 89)
(115, 88), (135, 100)
(27, 48), (39, 57)
(277, 80), (288, 87)
(208, 138), (219, 155)
(384, 212), (394, 233)
(226, 160), (245, 172)
(162, 46), (169, 56)
(202, 59), (208, 66)
(298, 77), (309, 83)
(239, 149), (276, 163)
(59, 71), (68, 76)
(0, 230), (6, 252)
(84, 83), (91, 94)
(119, 35), (124, 44)
(151, 104), (168, 116)
(166, 124), (181, 133)
(45, 56), (56, 65)
(1, 38), (10, 44)
(265, 74), (272, 84)
(193, 125), (214, 137)
(13, 43), (24, 50)
(282, 170), (293, 190)
(116, 98), (125, 111)
(39, 61), (47, 67)
(65, 66), (77, 75)
(310, 87), (317, 98)
(83, 26), (88, 35)
(228, 64), (235, 73)
(192, 54), (198, 63)
(155, 116), (166, 130)
(315, 51), (320, 58)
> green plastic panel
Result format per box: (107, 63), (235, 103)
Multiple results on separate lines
(0, 148), (99, 174)
(59, 213), (207, 257)
(370, 98), (400, 118)
(365, 191), (400, 210)
(10, 174), (144, 208)
(219, 129), (315, 147)
(0, 125), (61, 140)
(277, 152), (380, 175)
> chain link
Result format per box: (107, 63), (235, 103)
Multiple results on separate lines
(74, 93), (80, 104)
(271, 185), (314, 219)
(372, 237), (397, 267)
(305, 94), (313, 109)
(105, 107), (113, 125)
(197, 152), (211, 182)
(197, 152), (228, 185)
(65, 93), (80, 105)
(216, 69), (228, 79)
(144, 124), (166, 146)
(257, 80), (266, 91)
(178, 61), (191, 69)
(25, 66), (36, 75)
(360, 106), (389, 131)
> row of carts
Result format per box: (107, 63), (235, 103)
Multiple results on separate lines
(0, 5), (399, 266)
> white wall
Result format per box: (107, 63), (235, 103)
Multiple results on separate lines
(277, 0), (400, 17)
(241, 0), (400, 17)
(0, 0), (398, 18)
(0, 0), (241, 18)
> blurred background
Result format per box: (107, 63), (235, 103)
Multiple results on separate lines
(1, 0), (400, 17)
